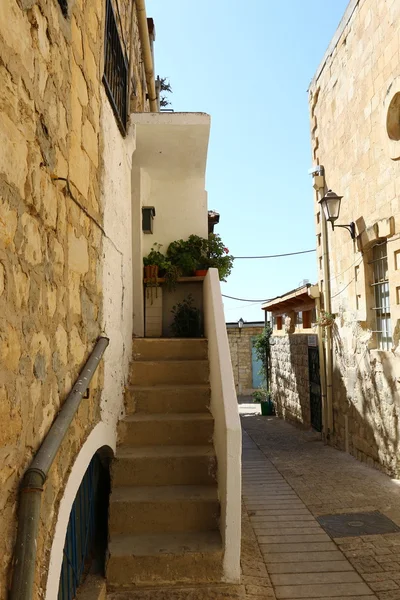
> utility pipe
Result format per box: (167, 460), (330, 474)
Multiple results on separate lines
(313, 169), (334, 437)
(136, 0), (158, 112)
(10, 337), (109, 600)
(308, 286), (328, 440)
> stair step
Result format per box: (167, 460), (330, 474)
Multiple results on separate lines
(109, 485), (219, 534)
(118, 413), (214, 447)
(112, 446), (217, 487)
(133, 338), (208, 361)
(107, 531), (223, 588)
(125, 384), (210, 414)
(131, 360), (209, 386)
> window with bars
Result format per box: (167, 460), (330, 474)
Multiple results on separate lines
(371, 241), (392, 350)
(103, 0), (128, 134)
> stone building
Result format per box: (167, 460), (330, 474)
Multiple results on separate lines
(262, 285), (319, 430)
(0, 0), (152, 595)
(226, 320), (265, 396)
(0, 0), (241, 597)
(309, 0), (400, 475)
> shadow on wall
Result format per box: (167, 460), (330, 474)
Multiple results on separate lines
(271, 334), (311, 429)
(331, 322), (400, 477)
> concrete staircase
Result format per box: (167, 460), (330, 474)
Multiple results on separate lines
(107, 338), (223, 590)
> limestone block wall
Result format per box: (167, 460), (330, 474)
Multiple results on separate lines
(309, 0), (400, 474)
(270, 335), (311, 428)
(227, 326), (264, 395)
(0, 0), (148, 596)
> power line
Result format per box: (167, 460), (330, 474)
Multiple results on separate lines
(233, 249), (316, 259)
(222, 294), (271, 302)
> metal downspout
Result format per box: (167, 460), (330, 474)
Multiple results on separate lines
(10, 337), (109, 600)
(136, 0), (158, 112)
(313, 170), (334, 437)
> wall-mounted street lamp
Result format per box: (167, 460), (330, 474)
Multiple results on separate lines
(238, 318), (244, 329)
(319, 190), (355, 239)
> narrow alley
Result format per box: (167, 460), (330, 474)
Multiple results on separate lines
(240, 402), (400, 600)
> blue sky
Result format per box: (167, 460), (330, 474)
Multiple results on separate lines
(148, 0), (349, 323)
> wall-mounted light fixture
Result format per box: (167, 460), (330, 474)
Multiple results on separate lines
(319, 190), (355, 239)
(142, 206), (156, 234)
(238, 318), (244, 329)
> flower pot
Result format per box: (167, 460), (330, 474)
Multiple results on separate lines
(144, 265), (159, 281)
(261, 399), (274, 416)
(195, 269), (208, 277)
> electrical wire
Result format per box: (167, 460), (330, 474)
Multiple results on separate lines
(331, 277), (356, 299)
(233, 249), (316, 259)
(222, 294), (271, 302)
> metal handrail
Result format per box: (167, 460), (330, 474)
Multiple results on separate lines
(10, 336), (109, 600)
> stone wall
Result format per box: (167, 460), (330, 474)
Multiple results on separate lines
(309, 0), (400, 475)
(270, 335), (311, 428)
(0, 0), (148, 596)
(227, 326), (264, 395)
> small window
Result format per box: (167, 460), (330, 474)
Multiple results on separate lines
(103, 0), (128, 133)
(276, 316), (283, 331)
(371, 241), (392, 350)
(303, 310), (312, 329)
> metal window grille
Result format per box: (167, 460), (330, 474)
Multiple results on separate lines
(58, 455), (102, 600)
(371, 241), (392, 350)
(103, 0), (128, 134)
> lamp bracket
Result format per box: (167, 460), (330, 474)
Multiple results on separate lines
(333, 222), (356, 240)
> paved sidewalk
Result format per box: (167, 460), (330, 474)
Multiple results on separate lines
(241, 405), (400, 600)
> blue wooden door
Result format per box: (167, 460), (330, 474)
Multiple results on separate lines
(251, 339), (263, 388)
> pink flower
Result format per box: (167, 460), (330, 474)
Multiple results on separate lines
(224, 247), (229, 253)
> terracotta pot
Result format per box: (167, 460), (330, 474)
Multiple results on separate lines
(195, 269), (208, 277)
(144, 265), (159, 280)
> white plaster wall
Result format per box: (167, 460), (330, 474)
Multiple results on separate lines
(45, 92), (136, 598)
(131, 114), (210, 335)
(203, 269), (242, 583)
(142, 177), (208, 256)
(100, 89), (135, 427)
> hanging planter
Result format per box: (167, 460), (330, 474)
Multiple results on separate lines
(316, 311), (335, 328)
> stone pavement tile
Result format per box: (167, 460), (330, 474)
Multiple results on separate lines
(271, 572), (363, 585)
(369, 581), (400, 591)
(260, 542), (337, 553)
(267, 561), (355, 574)
(253, 526), (324, 535)
(257, 534), (331, 544)
(250, 515), (314, 522)
(376, 592), (400, 599)
(274, 582), (373, 598)
(260, 550), (345, 563)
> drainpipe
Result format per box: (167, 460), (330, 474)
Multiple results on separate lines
(312, 167), (334, 437)
(308, 285), (328, 440)
(10, 337), (109, 600)
(135, 0), (158, 112)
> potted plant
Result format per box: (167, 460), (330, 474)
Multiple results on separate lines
(143, 243), (168, 281)
(143, 243), (169, 303)
(206, 233), (234, 281)
(316, 310), (335, 328)
(170, 294), (202, 338)
(253, 388), (275, 416)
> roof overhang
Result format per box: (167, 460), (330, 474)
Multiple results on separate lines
(131, 112), (211, 177)
(262, 284), (315, 313)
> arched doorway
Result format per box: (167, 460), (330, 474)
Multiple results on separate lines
(57, 449), (110, 600)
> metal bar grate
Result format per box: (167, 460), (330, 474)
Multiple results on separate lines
(371, 242), (392, 350)
(58, 455), (101, 600)
(103, 0), (128, 134)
